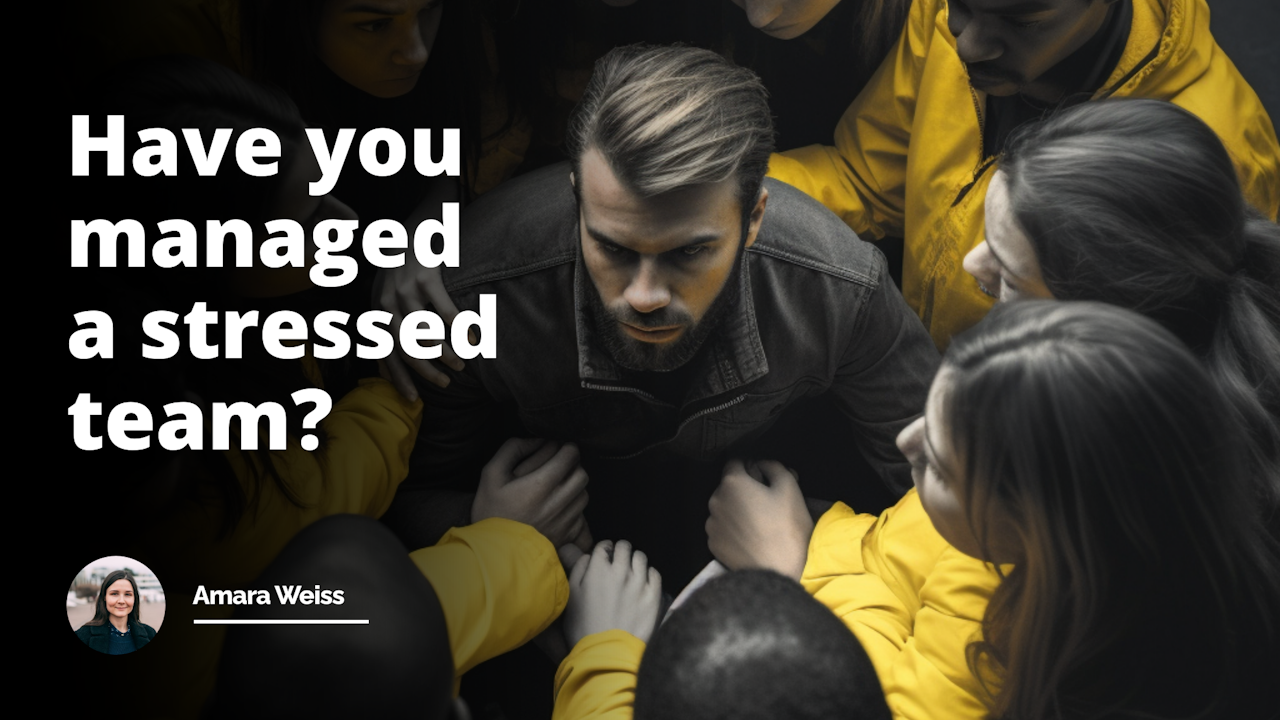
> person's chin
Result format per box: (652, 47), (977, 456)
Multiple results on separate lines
(760, 20), (817, 40)
(362, 74), (421, 99)
(966, 70), (1020, 96)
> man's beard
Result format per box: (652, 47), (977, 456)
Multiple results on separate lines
(586, 246), (744, 374)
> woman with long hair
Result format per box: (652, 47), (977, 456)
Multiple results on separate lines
(913, 301), (1279, 718)
(964, 98), (1280, 512)
(74, 571), (158, 655)
(240, 0), (491, 211)
(707, 301), (1280, 718)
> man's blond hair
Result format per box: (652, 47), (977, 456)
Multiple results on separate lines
(567, 44), (774, 208)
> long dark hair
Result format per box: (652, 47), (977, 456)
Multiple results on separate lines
(1001, 98), (1280, 512)
(943, 301), (1280, 719)
(84, 570), (142, 628)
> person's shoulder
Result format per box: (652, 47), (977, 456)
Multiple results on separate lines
(74, 623), (102, 641)
(449, 162), (579, 292)
(133, 622), (158, 639)
(750, 178), (887, 290)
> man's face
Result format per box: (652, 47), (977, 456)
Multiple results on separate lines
(576, 147), (768, 372)
(947, 0), (1112, 98)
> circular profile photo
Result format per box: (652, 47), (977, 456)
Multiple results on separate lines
(68, 556), (165, 655)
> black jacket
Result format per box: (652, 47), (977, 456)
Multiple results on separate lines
(409, 163), (939, 493)
(75, 620), (156, 654)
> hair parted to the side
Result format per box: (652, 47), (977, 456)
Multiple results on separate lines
(84, 570), (142, 629)
(634, 570), (890, 720)
(942, 301), (1280, 719)
(1000, 98), (1280, 511)
(566, 44), (774, 210)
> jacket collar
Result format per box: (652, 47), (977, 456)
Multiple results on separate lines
(572, 236), (769, 401)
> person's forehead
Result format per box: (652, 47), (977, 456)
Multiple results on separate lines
(924, 367), (954, 461)
(334, 1), (416, 14)
(984, 171), (1015, 238)
(984, 172), (1039, 277)
(577, 147), (741, 252)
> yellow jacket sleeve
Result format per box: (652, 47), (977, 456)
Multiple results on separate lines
(123, 377), (423, 718)
(412, 518), (571, 679)
(552, 629), (644, 720)
(803, 491), (1001, 720)
(766, 0), (929, 241)
(145, 377), (423, 589)
(250, 377), (425, 519)
(802, 492), (949, 666)
(883, 547), (1001, 720)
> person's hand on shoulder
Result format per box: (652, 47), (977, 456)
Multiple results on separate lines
(706, 459), (814, 581)
(563, 539), (663, 648)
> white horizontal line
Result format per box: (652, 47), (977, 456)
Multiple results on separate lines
(192, 619), (369, 625)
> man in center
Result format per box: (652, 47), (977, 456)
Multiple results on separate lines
(388, 44), (939, 584)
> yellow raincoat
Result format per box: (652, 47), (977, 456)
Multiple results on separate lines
(768, 0), (1280, 348)
(550, 490), (1002, 720)
(803, 490), (1002, 719)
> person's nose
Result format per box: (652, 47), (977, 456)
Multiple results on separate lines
(896, 416), (925, 464)
(963, 240), (1000, 296)
(742, 0), (783, 30)
(393, 21), (430, 67)
(623, 258), (672, 315)
(951, 14), (1002, 65)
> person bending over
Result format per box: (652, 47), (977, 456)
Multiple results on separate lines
(963, 98), (1280, 511)
(379, 44), (939, 585)
(768, 0), (1279, 349)
(708, 301), (1280, 719)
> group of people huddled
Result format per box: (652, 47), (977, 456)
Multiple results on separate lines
(70, 0), (1280, 718)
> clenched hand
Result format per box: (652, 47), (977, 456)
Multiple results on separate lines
(472, 438), (589, 548)
(706, 459), (814, 581)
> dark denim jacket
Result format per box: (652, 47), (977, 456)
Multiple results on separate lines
(410, 164), (939, 494)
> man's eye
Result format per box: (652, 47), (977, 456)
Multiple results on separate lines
(681, 245), (706, 257)
(1006, 17), (1042, 28)
(356, 19), (393, 32)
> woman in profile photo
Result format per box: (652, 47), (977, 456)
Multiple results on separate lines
(74, 571), (157, 655)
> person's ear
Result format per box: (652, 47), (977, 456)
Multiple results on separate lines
(744, 187), (769, 249)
